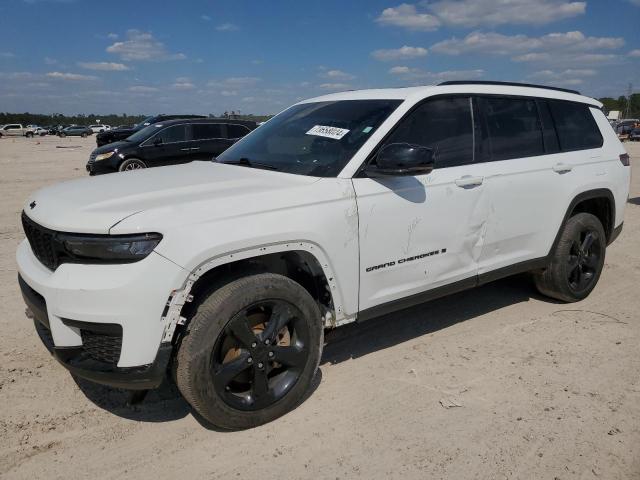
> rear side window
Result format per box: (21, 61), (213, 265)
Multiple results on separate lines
(480, 97), (544, 161)
(383, 96), (473, 168)
(227, 124), (251, 139)
(193, 123), (224, 140)
(548, 100), (602, 151)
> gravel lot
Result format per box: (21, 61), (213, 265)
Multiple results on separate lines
(1, 135), (639, 479)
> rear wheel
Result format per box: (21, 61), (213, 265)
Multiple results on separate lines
(118, 158), (146, 172)
(81, 132), (88, 138)
(174, 273), (323, 430)
(26, 132), (34, 138)
(59, 133), (66, 138)
(534, 213), (606, 302)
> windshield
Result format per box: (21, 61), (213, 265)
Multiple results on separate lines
(125, 123), (166, 143)
(217, 99), (402, 177)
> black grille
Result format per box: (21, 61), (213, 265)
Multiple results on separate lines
(80, 329), (123, 365)
(21, 212), (58, 270)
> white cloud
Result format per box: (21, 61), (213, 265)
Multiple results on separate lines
(322, 69), (356, 80)
(221, 90), (238, 96)
(627, 0), (640, 5)
(78, 62), (130, 71)
(371, 45), (428, 61)
(128, 85), (159, 93)
(319, 83), (351, 90)
(106, 30), (186, 61)
(172, 77), (195, 90)
(44, 57), (57, 65)
(376, 1), (585, 31)
(208, 76), (261, 88)
(388, 66), (484, 83)
(241, 96), (256, 103)
(376, 4), (440, 31)
(107, 32), (118, 39)
(528, 68), (597, 85)
(216, 23), (239, 31)
(0, 52), (15, 58)
(629, 49), (640, 57)
(0, 71), (35, 80)
(427, 0), (585, 28)
(46, 71), (97, 81)
(201, 14), (211, 21)
(431, 31), (624, 57)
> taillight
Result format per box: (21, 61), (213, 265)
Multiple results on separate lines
(620, 153), (630, 166)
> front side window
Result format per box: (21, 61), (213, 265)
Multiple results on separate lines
(381, 96), (474, 168)
(152, 125), (187, 144)
(480, 97), (544, 161)
(193, 123), (224, 140)
(217, 100), (402, 177)
(548, 100), (602, 151)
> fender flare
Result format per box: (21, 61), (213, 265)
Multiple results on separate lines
(548, 188), (615, 256)
(160, 240), (353, 342)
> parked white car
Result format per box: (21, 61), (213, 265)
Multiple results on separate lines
(0, 123), (37, 137)
(17, 81), (630, 429)
(89, 124), (111, 133)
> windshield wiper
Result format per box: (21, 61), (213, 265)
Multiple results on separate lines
(218, 157), (279, 171)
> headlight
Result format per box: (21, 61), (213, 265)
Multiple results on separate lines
(95, 151), (115, 161)
(58, 233), (162, 263)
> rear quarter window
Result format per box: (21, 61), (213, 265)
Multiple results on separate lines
(548, 100), (602, 151)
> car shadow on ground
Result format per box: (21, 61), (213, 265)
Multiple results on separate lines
(322, 274), (551, 365)
(73, 273), (547, 427)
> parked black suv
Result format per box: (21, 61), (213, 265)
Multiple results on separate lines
(87, 118), (257, 174)
(95, 114), (207, 147)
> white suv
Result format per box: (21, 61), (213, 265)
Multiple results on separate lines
(17, 81), (630, 429)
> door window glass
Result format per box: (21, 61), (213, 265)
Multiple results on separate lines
(383, 97), (473, 168)
(154, 125), (187, 144)
(192, 123), (224, 140)
(227, 124), (251, 139)
(548, 100), (602, 151)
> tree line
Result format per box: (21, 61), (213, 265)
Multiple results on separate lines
(598, 94), (640, 119)
(0, 112), (273, 127)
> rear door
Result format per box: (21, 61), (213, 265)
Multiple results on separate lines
(190, 123), (231, 160)
(474, 96), (573, 277)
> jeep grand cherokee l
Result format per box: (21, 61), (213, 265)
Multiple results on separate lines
(17, 81), (630, 430)
(87, 118), (256, 174)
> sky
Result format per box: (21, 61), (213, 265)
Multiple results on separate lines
(0, 0), (639, 116)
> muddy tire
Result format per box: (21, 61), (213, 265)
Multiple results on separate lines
(174, 273), (323, 430)
(118, 158), (146, 172)
(534, 213), (606, 302)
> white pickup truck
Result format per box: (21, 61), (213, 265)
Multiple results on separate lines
(0, 124), (38, 138)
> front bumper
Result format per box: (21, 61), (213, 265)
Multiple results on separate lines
(16, 239), (188, 387)
(22, 274), (172, 389)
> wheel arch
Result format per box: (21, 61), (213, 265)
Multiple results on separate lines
(549, 188), (615, 256)
(161, 241), (350, 344)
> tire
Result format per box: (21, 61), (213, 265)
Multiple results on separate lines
(174, 273), (323, 430)
(26, 132), (33, 138)
(534, 212), (606, 302)
(59, 133), (66, 138)
(81, 132), (87, 138)
(118, 158), (147, 172)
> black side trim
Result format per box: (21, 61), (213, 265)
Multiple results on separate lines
(18, 275), (49, 329)
(608, 222), (623, 245)
(477, 257), (548, 286)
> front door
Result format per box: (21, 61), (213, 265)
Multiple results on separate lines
(142, 124), (191, 167)
(353, 96), (491, 313)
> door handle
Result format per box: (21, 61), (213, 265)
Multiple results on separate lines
(190, 147), (200, 151)
(180, 147), (191, 151)
(553, 163), (573, 174)
(455, 175), (483, 188)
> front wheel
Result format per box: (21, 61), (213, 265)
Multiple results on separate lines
(118, 158), (147, 172)
(26, 132), (34, 138)
(174, 273), (323, 430)
(534, 212), (606, 302)
(81, 132), (88, 138)
(59, 133), (66, 138)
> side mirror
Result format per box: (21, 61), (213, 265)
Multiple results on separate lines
(153, 137), (163, 146)
(365, 143), (434, 177)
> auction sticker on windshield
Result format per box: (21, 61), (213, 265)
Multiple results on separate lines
(306, 125), (350, 140)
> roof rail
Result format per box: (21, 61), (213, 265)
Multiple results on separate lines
(437, 80), (580, 95)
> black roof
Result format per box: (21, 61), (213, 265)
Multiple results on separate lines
(438, 80), (580, 95)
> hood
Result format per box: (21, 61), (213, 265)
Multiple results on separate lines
(93, 140), (131, 155)
(23, 162), (319, 234)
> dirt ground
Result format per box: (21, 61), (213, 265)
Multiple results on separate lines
(0, 135), (639, 480)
